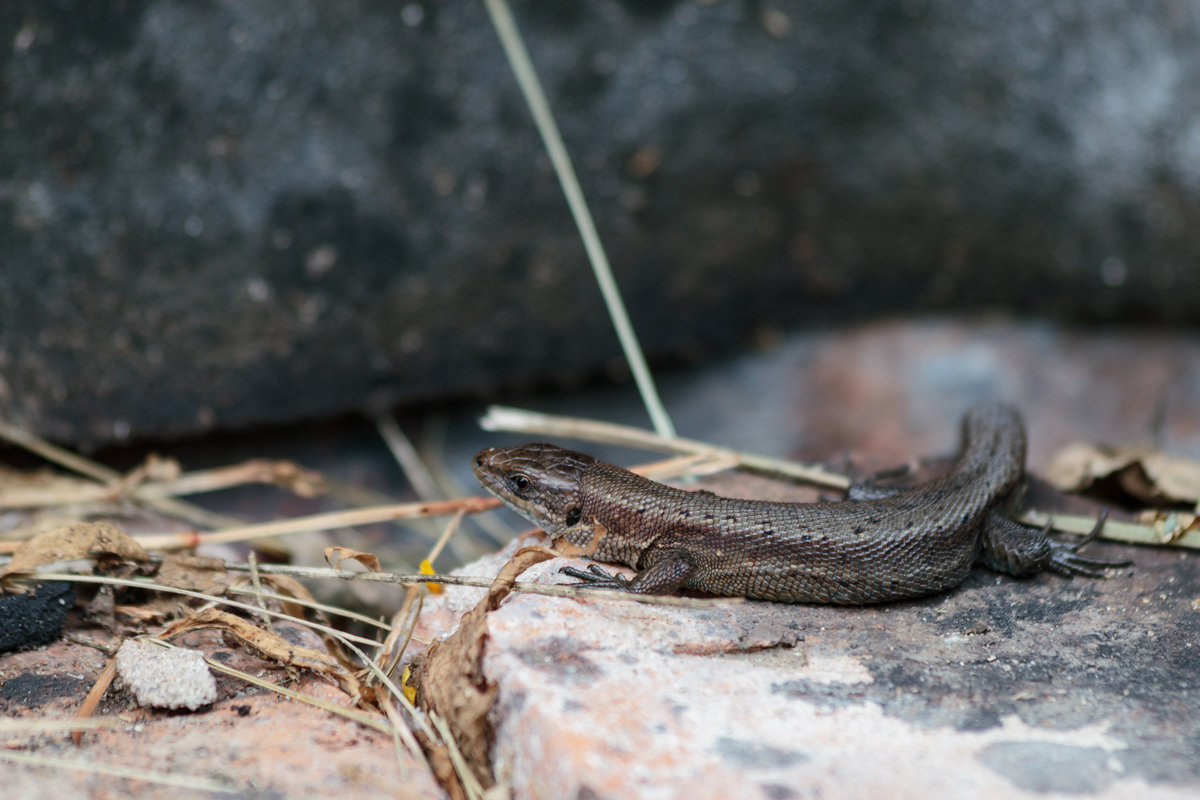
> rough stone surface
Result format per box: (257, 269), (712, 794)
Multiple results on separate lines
(4, 1), (1200, 446)
(423, 320), (1200, 797)
(4, 317), (1200, 797)
(415, 523), (1198, 799)
(0, 625), (442, 799)
(440, 318), (1200, 491)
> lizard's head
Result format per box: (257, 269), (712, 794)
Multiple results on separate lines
(473, 443), (595, 536)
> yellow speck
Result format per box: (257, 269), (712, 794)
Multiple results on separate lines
(401, 665), (417, 705)
(420, 559), (443, 594)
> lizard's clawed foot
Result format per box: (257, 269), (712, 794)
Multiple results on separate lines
(560, 564), (631, 590)
(1046, 510), (1133, 578)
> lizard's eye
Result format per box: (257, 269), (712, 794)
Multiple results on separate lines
(508, 473), (531, 493)
(565, 507), (581, 527)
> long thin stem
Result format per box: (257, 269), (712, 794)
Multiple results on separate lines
(481, 0), (676, 439)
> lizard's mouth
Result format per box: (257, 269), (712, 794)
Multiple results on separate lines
(471, 449), (512, 503)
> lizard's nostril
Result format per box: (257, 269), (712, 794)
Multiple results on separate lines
(475, 458), (484, 468)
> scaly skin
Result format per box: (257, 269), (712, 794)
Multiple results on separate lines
(473, 402), (1127, 604)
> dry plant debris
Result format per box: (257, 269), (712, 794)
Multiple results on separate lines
(161, 608), (341, 674)
(326, 545), (383, 573)
(1, 521), (149, 577)
(0, 410), (520, 795)
(416, 546), (558, 790)
(155, 553), (229, 594)
(1, 406), (1195, 797)
(0, 455), (326, 509)
(1046, 441), (1200, 510)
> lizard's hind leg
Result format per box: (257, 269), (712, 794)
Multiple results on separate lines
(979, 514), (1053, 576)
(1042, 511), (1133, 577)
(980, 510), (1131, 578)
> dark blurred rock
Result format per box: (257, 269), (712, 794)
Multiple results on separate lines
(3, 1), (1199, 446)
(0, 582), (74, 653)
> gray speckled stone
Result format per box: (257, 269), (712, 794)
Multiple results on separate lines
(978, 742), (1116, 794)
(115, 637), (217, 710)
(411, 520), (1199, 798)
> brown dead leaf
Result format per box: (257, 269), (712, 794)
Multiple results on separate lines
(156, 554), (229, 594)
(161, 608), (340, 674)
(114, 604), (171, 624)
(83, 585), (117, 630)
(551, 519), (607, 558)
(417, 546), (556, 790)
(139, 594), (195, 622)
(325, 546), (382, 573)
(257, 573), (361, 679)
(1134, 509), (1200, 544)
(1, 521), (149, 577)
(1045, 443), (1200, 509)
(375, 585), (424, 689)
(417, 734), (468, 800)
(257, 573), (320, 621)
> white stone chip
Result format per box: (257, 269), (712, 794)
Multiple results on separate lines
(115, 638), (217, 710)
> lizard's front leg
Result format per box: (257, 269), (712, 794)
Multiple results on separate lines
(561, 550), (695, 595)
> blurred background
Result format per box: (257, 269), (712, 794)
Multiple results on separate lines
(3, 0), (1200, 573)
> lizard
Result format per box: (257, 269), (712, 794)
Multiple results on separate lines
(472, 401), (1130, 604)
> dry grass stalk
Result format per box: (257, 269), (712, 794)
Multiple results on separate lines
(0, 751), (237, 794)
(480, 404), (850, 488)
(0, 420), (238, 529)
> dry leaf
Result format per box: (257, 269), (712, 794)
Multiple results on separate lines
(325, 546), (382, 573)
(417, 546), (556, 789)
(137, 595), (195, 622)
(257, 573), (321, 621)
(1, 521), (149, 577)
(156, 554), (229, 594)
(113, 604), (170, 624)
(1134, 509), (1200, 544)
(257, 573), (361, 680)
(83, 585), (116, 630)
(374, 585), (425, 692)
(1045, 443), (1200, 509)
(551, 519), (607, 558)
(418, 735), (468, 800)
(161, 608), (339, 674)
